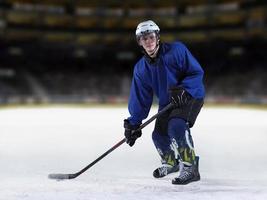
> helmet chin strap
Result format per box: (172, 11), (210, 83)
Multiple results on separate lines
(148, 44), (159, 58)
(147, 39), (160, 58)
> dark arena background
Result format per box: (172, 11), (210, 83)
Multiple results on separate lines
(0, 0), (266, 106)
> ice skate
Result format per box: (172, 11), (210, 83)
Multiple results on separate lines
(172, 156), (200, 185)
(153, 163), (179, 178)
(153, 151), (179, 178)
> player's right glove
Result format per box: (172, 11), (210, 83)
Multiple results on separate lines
(124, 119), (142, 147)
(169, 86), (192, 108)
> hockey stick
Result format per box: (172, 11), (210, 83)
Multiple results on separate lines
(48, 103), (174, 180)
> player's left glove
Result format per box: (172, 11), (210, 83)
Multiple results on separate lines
(169, 87), (192, 108)
(124, 120), (142, 147)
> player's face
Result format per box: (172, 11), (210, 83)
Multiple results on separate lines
(139, 32), (157, 54)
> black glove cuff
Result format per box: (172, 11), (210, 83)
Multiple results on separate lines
(169, 87), (192, 100)
(169, 86), (186, 94)
(124, 119), (140, 130)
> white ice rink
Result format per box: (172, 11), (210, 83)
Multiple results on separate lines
(1, 106), (267, 200)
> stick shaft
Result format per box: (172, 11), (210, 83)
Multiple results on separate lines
(74, 103), (173, 177)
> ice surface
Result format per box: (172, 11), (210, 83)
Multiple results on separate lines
(0, 106), (267, 200)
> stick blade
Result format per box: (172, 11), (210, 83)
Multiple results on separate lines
(48, 173), (70, 180)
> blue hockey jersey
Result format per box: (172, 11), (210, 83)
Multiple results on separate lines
(127, 42), (205, 125)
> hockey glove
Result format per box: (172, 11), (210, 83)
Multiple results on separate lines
(169, 87), (192, 108)
(124, 119), (142, 147)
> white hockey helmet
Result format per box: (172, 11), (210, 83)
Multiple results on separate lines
(135, 20), (160, 39)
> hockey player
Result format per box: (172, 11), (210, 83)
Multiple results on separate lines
(123, 20), (205, 185)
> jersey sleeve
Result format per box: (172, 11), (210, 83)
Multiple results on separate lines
(174, 42), (205, 98)
(127, 64), (153, 125)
